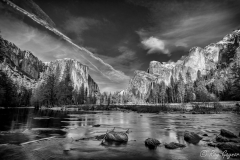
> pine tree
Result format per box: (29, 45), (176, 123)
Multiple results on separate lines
(85, 87), (88, 103)
(107, 93), (112, 105)
(211, 78), (225, 99)
(44, 71), (57, 107)
(195, 80), (209, 102)
(0, 70), (18, 107)
(230, 62), (240, 100)
(185, 71), (195, 102)
(176, 73), (185, 103)
(159, 81), (166, 105)
(169, 75), (175, 103)
(80, 83), (85, 104)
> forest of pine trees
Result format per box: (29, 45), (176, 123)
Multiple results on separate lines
(146, 65), (240, 104)
(0, 70), (32, 107)
(1, 57), (240, 107)
(0, 68), (97, 108)
(30, 68), (97, 108)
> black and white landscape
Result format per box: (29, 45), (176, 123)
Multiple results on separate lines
(0, 0), (240, 160)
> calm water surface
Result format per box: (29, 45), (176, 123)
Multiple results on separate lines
(0, 108), (239, 160)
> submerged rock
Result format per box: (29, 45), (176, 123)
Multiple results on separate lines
(165, 142), (186, 149)
(207, 142), (217, 147)
(95, 134), (105, 140)
(220, 129), (238, 138)
(216, 135), (231, 142)
(217, 143), (240, 154)
(145, 138), (161, 149)
(184, 131), (202, 144)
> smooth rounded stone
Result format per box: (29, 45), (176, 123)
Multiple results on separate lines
(145, 138), (161, 149)
(184, 131), (202, 144)
(164, 142), (186, 149)
(202, 133), (208, 136)
(217, 142), (240, 154)
(220, 129), (237, 138)
(105, 131), (128, 142)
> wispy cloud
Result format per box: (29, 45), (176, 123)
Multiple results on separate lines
(160, 11), (237, 48)
(63, 16), (99, 43)
(134, 0), (240, 58)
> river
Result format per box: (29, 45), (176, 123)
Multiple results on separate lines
(0, 108), (239, 160)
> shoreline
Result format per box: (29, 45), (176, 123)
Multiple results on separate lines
(40, 102), (240, 114)
(1, 101), (239, 114)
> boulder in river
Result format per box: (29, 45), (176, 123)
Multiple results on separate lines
(165, 142), (186, 149)
(202, 133), (208, 137)
(105, 131), (128, 142)
(220, 129), (237, 138)
(93, 124), (101, 127)
(145, 138), (161, 149)
(184, 131), (202, 144)
(217, 142), (240, 154)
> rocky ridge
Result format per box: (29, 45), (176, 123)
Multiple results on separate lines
(0, 35), (100, 96)
(127, 29), (240, 101)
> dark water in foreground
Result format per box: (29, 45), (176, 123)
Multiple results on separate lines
(0, 108), (239, 160)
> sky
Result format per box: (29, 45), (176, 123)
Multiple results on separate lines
(1, 0), (240, 92)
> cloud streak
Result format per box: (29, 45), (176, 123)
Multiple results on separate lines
(0, 0), (130, 92)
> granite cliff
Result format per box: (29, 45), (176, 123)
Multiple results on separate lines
(127, 29), (240, 101)
(0, 35), (100, 96)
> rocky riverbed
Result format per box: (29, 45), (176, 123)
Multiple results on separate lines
(0, 108), (239, 160)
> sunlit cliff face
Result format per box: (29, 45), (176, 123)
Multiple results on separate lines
(127, 29), (240, 99)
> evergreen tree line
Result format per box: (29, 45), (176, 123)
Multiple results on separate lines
(0, 70), (32, 107)
(146, 65), (240, 104)
(0, 68), (97, 108)
(99, 62), (240, 105)
(31, 68), (97, 108)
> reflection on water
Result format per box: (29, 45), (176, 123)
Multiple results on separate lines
(0, 108), (239, 160)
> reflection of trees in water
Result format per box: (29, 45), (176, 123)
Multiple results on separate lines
(0, 108), (33, 131)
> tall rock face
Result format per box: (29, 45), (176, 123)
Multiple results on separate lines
(42, 59), (100, 95)
(0, 36), (46, 80)
(127, 29), (240, 101)
(0, 35), (100, 95)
